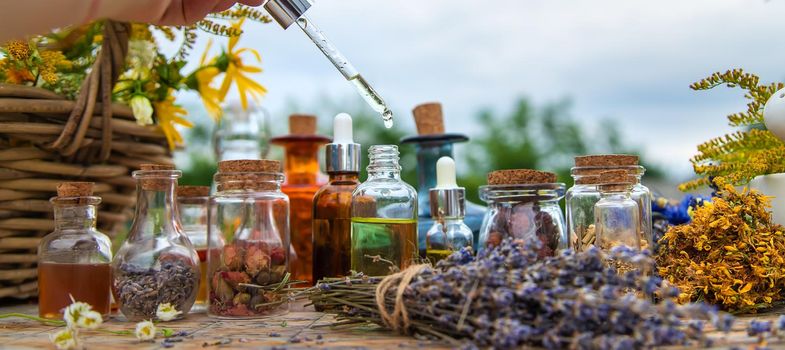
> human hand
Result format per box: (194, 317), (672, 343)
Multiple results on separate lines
(98, 0), (265, 26)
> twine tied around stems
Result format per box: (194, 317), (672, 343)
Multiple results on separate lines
(374, 264), (430, 333)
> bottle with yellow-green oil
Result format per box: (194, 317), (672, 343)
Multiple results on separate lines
(350, 145), (418, 276)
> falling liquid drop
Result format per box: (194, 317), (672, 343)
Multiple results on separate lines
(383, 110), (394, 129)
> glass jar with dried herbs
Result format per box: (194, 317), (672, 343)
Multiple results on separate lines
(38, 182), (112, 319)
(112, 164), (200, 321)
(594, 170), (643, 274)
(478, 169), (566, 259)
(208, 160), (290, 318)
(177, 185), (210, 305)
(566, 155), (652, 251)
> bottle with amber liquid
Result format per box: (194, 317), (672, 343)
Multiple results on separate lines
(271, 114), (329, 285)
(177, 185), (210, 305)
(351, 145), (418, 276)
(313, 113), (361, 283)
(38, 182), (112, 319)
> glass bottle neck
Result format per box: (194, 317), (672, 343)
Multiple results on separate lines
(129, 181), (180, 240)
(282, 142), (322, 185)
(53, 204), (97, 231)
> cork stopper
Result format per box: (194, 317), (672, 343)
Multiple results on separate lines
(56, 182), (94, 197)
(597, 169), (635, 185)
(218, 159), (281, 173)
(289, 114), (317, 135)
(216, 159), (282, 192)
(487, 169), (557, 185)
(412, 102), (445, 135)
(575, 175), (601, 185)
(138, 164), (178, 191)
(574, 154), (639, 167)
(177, 185), (210, 198)
(140, 163), (176, 171)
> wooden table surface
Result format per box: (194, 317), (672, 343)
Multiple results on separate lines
(2, 302), (785, 349)
(0, 302), (448, 350)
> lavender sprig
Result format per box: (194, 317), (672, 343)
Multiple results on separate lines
(308, 238), (735, 349)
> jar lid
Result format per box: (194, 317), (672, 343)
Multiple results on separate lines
(289, 114), (317, 135)
(216, 159), (282, 192)
(177, 185), (210, 197)
(597, 169), (636, 185)
(487, 169), (557, 185)
(218, 159), (281, 173)
(140, 163), (176, 171)
(57, 182), (94, 197)
(574, 154), (638, 167)
(137, 164), (180, 191)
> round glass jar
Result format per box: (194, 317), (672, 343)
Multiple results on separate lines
(207, 160), (290, 318)
(478, 170), (566, 258)
(567, 165), (651, 251)
(112, 165), (200, 321)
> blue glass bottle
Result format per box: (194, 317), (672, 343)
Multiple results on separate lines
(400, 103), (485, 257)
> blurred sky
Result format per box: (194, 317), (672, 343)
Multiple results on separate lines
(172, 0), (785, 179)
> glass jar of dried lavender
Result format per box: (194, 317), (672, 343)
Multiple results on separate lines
(478, 169), (566, 259)
(566, 155), (652, 252)
(208, 160), (290, 318)
(112, 164), (200, 321)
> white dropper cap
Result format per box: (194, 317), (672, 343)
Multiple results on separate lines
(326, 113), (360, 173)
(333, 113), (354, 144)
(435, 156), (458, 189)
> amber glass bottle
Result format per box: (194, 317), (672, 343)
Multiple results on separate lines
(313, 113), (360, 283)
(271, 114), (329, 285)
(38, 182), (112, 319)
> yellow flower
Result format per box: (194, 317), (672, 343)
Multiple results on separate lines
(50, 328), (79, 350)
(5, 40), (31, 60)
(134, 320), (156, 341)
(154, 93), (194, 151)
(129, 95), (154, 126)
(196, 39), (223, 120)
(4, 66), (34, 84)
(218, 18), (267, 110)
(38, 50), (70, 85)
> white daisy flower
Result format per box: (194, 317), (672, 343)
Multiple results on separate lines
(50, 328), (79, 350)
(155, 303), (183, 322)
(75, 310), (103, 330)
(63, 302), (92, 329)
(135, 320), (156, 341)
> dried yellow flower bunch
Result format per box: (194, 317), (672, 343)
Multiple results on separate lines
(680, 69), (785, 191)
(657, 177), (785, 313)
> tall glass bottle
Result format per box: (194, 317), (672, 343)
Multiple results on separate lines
(112, 164), (200, 321)
(400, 103), (485, 256)
(177, 185), (210, 305)
(425, 157), (473, 263)
(313, 113), (361, 282)
(38, 182), (112, 319)
(271, 114), (329, 286)
(351, 145), (418, 276)
(213, 103), (270, 161)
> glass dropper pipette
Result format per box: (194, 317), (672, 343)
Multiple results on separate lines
(263, 0), (394, 128)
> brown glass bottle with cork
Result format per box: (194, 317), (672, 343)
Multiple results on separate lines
(271, 115), (329, 286)
(312, 113), (361, 284)
(38, 182), (113, 319)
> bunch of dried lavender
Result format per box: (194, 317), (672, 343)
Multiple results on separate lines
(308, 239), (734, 350)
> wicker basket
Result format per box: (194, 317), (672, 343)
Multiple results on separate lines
(0, 22), (173, 299)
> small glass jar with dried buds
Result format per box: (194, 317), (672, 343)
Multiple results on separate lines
(112, 164), (201, 321)
(208, 160), (290, 318)
(478, 169), (567, 258)
(566, 155), (652, 251)
(594, 169), (647, 276)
